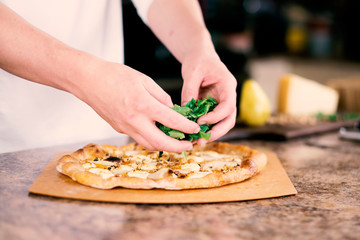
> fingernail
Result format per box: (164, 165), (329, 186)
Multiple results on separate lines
(193, 126), (201, 133)
(197, 120), (206, 125)
(186, 144), (193, 150)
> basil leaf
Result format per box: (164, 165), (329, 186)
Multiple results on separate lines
(167, 130), (185, 139)
(157, 95), (218, 141)
(172, 105), (191, 116)
(200, 124), (210, 132)
(199, 131), (211, 140)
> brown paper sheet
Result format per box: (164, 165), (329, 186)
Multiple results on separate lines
(29, 152), (297, 204)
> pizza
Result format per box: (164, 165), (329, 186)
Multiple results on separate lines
(56, 142), (267, 190)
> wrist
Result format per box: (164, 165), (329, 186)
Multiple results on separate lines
(178, 30), (218, 63)
(52, 45), (104, 101)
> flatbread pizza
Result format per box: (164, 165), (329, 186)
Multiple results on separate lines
(56, 142), (267, 190)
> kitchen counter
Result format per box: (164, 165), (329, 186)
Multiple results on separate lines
(1, 132), (359, 240)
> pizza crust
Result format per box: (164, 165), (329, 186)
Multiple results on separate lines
(56, 142), (267, 190)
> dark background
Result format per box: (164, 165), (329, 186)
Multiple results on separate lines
(122, 0), (360, 104)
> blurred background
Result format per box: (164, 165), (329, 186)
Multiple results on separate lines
(122, 0), (360, 117)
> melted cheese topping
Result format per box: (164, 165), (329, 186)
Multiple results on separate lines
(84, 148), (242, 180)
(181, 163), (201, 172)
(112, 165), (133, 175)
(148, 168), (169, 180)
(83, 162), (96, 169)
(89, 168), (114, 179)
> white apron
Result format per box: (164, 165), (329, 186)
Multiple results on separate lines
(0, 0), (153, 153)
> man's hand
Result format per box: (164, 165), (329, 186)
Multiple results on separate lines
(147, 0), (238, 145)
(76, 61), (201, 152)
(181, 50), (237, 145)
(0, 3), (201, 152)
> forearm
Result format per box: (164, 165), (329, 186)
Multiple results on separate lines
(147, 0), (217, 63)
(0, 3), (98, 97)
(146, 1), (237, 142)
(0, 3), (204, 152)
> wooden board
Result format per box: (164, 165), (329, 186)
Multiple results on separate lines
(29, 152), (297, 204)
(220, 119), (358, 141)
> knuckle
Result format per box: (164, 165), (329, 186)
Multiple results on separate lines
(133, 102), (150, 113)
(152, 107), (165, 117)
(113, 123), (125, 134)
(221, 99), (237, 113)
(122, 112), (137, 124)
(166, 118), (181, 129)
(231, 77), (238, 86)
(162, 94), (172, 105)
(150, 139), (163, 151)
(230, 119), (236, 128)
(229, 104), (237, 113)
(144, 145), (156, 151)
(141, 142), (155, 151)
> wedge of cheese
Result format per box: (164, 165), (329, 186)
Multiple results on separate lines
(278, 74), (339, 115)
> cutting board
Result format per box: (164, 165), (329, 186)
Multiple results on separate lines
(220, 119), (358, 141)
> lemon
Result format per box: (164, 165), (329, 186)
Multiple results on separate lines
(239, 80), (271, 126)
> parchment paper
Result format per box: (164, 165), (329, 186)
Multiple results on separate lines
(29, 152), (297, 204)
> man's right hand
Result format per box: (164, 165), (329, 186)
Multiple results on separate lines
(74, 61), (200, 152)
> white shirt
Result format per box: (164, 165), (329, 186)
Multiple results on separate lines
(0, 0), (154, 153)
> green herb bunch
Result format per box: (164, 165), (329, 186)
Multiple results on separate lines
(157, 95), (218, 141)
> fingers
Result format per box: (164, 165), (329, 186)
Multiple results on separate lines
(130, 120), (194, 152)
(155, 110), (200, 134)
(143, 76), (173, 107)
(208, 110), (236, 141)
(139, 96), (200, 134)
(137, 85), (200, 135)
(196, 110), (236, 147)
(181, 68), (201, 105)
(117, 88), (199, 151)
(142, 77), (201, 134)
(197, 98), (237, 125)
(131, 107), (236, 152)
(116, 76), (201, 152)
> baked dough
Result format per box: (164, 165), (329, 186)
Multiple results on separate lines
(56, 142), (267, 190)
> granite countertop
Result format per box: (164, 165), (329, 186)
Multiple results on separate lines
(0, 132), (359, 240)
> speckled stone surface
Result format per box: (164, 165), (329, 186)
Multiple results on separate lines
(1, 133), (359, 240)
